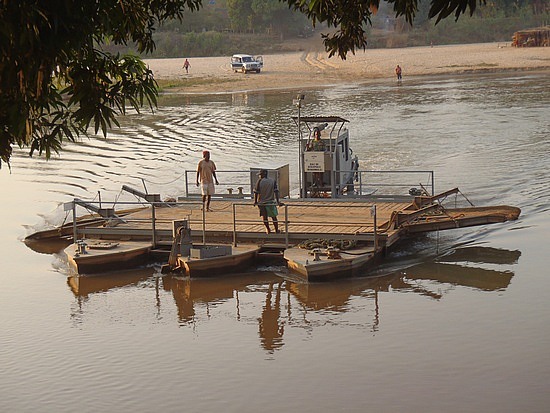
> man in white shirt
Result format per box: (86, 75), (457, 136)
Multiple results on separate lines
(196, 150), (219, 211)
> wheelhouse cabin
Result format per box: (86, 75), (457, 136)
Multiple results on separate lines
(293, 116), (359, 198)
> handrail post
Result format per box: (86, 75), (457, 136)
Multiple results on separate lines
(331, 168), (336, 198)
(151, 203), (157, 248)
(202, 205), (206, 245)
(284, 204), (289, 248)
(431, 171), (435, 196)
(232, 203), (237, 247)
(72, 200), (77, 242)
(185, 171), (189, 197)
(373, 205), (378, 251)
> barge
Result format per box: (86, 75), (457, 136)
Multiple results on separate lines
(25, 116), (520, 281)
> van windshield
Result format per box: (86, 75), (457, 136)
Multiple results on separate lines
(242, 56), (254, 62)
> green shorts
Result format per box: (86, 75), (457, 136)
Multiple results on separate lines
(258, 204), (278, 218)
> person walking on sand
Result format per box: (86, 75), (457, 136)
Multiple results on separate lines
(395, 64), (402, 80)
(254, 169), (282, 234)
(196, 150), (219, 211)
(183, 58), (190, 74)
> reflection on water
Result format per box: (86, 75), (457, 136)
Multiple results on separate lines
(67, 245), (518, 352)
(439, 245), (521, 265)
(401, 260), (515, 293)
(68, 268), (154, 298)
(161, 272), (281, 325)
(258, 280), (285, 351)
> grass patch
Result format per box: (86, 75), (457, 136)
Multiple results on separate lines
(441, 63), (499, 69)
(156, 77), (236, 91)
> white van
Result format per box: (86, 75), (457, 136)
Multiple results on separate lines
(231, 54), (263, 73)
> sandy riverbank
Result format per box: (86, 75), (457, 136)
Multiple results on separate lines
(144, 42), (550, 94)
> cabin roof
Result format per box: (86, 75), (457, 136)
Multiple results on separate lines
(514, 26), (550, 35)
(292, 116), (349, 123)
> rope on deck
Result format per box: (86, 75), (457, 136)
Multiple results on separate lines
(297, 238), (358, 250)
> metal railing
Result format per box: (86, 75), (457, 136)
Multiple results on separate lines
(183, 170), (255, 198)
(229, 201), (381, 249)
(183, 169), (434, 199)
(67, 169), (434, 249)
(354, 170), (434, 197)
(67, 198), (382, 251)
(68, 199), (205, 247)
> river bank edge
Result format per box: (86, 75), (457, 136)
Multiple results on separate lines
(144, 42), (550, 95)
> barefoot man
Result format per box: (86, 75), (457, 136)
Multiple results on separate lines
(196, 150), (219, 211)
(254, 169), (282, 234)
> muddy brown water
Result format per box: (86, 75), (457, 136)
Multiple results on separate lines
(2, 71), (549, 412)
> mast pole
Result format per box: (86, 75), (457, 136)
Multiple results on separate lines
(293, 94), (305, 198)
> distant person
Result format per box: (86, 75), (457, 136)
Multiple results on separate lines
(196, 150), (219, 212)
(395, 64), (402, 80)
(183, 58), (190, 74)
(308, 128), (325, 151)
(254, 169), (282, 234)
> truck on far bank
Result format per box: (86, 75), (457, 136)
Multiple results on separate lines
(231, 54), (263, 73)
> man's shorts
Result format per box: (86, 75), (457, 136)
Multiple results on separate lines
(201, 183), (215, 196)
(258, 204), (278, 218)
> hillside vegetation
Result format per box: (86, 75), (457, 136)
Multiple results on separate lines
(103, 1), (548, 58)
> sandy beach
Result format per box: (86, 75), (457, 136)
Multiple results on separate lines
(145, 42), (550, 94)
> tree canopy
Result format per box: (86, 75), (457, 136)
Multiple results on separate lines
(1, 0), (485, 168)
(0, 0), (201, 168)
(282, 0), (486, 59)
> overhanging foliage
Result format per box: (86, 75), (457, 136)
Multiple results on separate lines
(282, 0), (485, 58)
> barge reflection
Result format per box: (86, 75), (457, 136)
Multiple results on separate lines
(161, 273), (281, 324)
(68, 268), (153, 298)
(67, 246), (519, 352)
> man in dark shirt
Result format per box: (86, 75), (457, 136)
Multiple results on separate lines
(253, 169), (282, 234)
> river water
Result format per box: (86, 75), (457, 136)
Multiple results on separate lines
(1, 71), (549, 412)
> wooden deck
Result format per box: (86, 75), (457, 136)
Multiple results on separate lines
(88, 198), (414, 247)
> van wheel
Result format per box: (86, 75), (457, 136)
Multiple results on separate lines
(257, 69), (261, 73)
